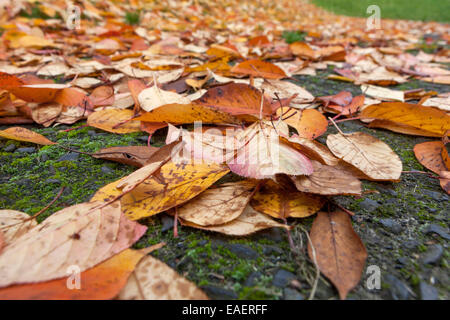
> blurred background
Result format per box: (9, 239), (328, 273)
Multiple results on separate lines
(312, 0), (450, 22)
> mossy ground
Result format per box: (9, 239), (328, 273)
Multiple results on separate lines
(0, 69), (448, 300)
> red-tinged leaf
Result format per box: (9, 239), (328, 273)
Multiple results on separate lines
(0, 201), (146, 288)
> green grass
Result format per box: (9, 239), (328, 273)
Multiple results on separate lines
(312, 0), (450, 22)
(125, 11), (141, 25)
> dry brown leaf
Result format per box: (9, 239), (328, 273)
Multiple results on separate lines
(230, 59), (287, 79)
(326, 131), (402, 181)
(177, 180), (257, 226)
(0, 248), (152, 300)
(0, 201), (146, 288)
(134, 103), (239, 125)
(87, 109), (141, 134)
(0, 127), (56, 145)
(283, 135), (339, 166)
(250, 180), (324, 218)
(367, 119), (441, 137)
(118, 255), (208, 300)
(291, 160), (362, 195)
(181, 205), (289, 236)
(361, 102), (450, 136)
(92, 146), (160, 167)
(413, 141), (449, 175)
(0, 210), (37, 247)
(309, 210), (367, 300)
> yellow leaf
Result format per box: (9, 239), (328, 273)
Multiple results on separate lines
(0, 127), (56, 145)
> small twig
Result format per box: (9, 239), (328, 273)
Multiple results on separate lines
(328, 117), (346, 136)
(298, 224), (319, 300)
(282, 218), (295, 251)
(60, 124), (89, 132)
(173, 207), (179, 238)
(334, 116), (361, 124)
(1, 187), (65, 231)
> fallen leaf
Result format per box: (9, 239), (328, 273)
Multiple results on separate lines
(250, 180), (324, 218)
(290, 160), (362, 195)
(230, 59), (287, 79)
(0, 249), (150, 300)
(228, 122), (313, 179)
(283, 135), (339, 166)
(177, 180), (257, 226)
(326, 131), (402, 181)
(367, 119), (441, 137)
(118, 255), (208, 300)
(0, 127), (56, 145)
(92, 146), (160, 167)
(0, 201), (146, 288)
(361, 102), (450, 136)
(181, 205), (289, 236)
(308, 210), (367, 300)
(0, 210), (37, 247)
(413, 141), (449, 175)
(194, 82), (272, 117)
(134, 103), (240, 125)
(138, 84), (191, 112)
(91, 160), (229, 220)
(282, 109), (328, 139)
(87, 109), (141, 134)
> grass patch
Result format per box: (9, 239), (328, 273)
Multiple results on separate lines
(125, 11), (140, 25)
(282, 30), (306, 44)
(312, 0), (449, 22)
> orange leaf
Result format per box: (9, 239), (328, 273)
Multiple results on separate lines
(361, 102), (450, 136)
(0, 249), (148, 300)
(413, 141), (449, 175)
(284, 109), (328, 139)
(230, 59), (287, 80)
(0, 127), (56, 145)
(87, 109), (141, 134)
(194, 83), (272, 116)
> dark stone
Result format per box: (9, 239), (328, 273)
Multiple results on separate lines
(40, 153), (49, 162)
(422, 190), (447, 202)
(421, 244), (443, 265)
(419, 282), (438, 300)
(100, 166), (113, 174)
(198, 240), (208, 246)
(396, 257), (408, 265)
(375, 185), (397, 197)
(16, 178), (31, 186)
(160, 214), (174, 232)
(16, 147), (36, 154)
(384, 274), (411, 300)
(272, 269), (296, 287)
(379, 218), (403, 234)
(138, 136), (149, 143)
(88, 130), (98, 137)
(4, 144), (16, 152)
(403, 240), (420, 250)
(57, 152), (79, 161)
(283, 288), (304, 300)
(45, 178), (61, 184)
(245, 271), (262, 286)
(359, 198), (380, 211)
(227, 243), (258, 259)
(211, 239), (226, 249)
(259, 228), (285, 242)
(201, 285), (238, 300)
(262, 245), (283, 255)
(423, 224), (450, 240)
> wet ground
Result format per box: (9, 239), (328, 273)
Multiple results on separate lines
(0, 68), (448, 300)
